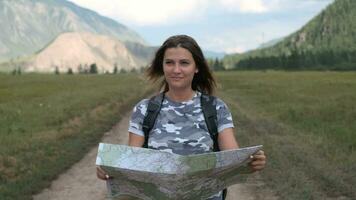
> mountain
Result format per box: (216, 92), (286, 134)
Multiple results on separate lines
(224, 0), (356, 70)
(124, 41), (157, 66)
(24, 32), (144, 73)
(0, 0), (146, 62)
(257, 37), (284, 49)
(203, 50), (226, 59)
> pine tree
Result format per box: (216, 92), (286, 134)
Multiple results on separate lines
(17, 67), (22, 75)
(113, 64), (118, 74)
(67, 68), (73, 75)
(89, 63), (98, 74)
(54, 66), (60, 75)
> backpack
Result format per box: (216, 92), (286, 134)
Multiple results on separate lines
(141, 92), (227, 199)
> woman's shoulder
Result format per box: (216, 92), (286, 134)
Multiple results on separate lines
(136, 98), (150, 106)
(133, 98), (150, 113)
(200, 93), (227, 107)
(214, 97), (227, 106)
(211, 95), (230, 110)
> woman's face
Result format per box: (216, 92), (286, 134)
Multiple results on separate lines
(163, 47), (198, 91)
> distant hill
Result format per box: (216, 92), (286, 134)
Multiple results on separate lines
(203, 50), (226, 59)
(0, 0), (146, 63)
(224, 0), (356, 70)
(23, 32), (145, 73)
(124, 41), (157, 66)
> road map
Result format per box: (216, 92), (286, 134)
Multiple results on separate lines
(96, 143), (262, 200)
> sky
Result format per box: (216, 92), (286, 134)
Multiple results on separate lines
(68, 0), (334, 54)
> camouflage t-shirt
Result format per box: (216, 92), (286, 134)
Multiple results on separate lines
(128, 91), (234, 200)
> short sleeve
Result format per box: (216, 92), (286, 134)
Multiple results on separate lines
(128, 99), (149, 137)
(215, 98), (234, 133)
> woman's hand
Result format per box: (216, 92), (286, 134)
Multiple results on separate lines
(96, 166), (110, 180)
(249, 150), (266, 171)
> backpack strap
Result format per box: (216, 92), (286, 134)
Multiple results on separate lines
(142, 93), (164, 148)
(222, 188), (227, 199)
(201, 94), (227, 199)
(201, 93), (220, 152)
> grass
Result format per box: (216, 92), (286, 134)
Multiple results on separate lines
(0, 73), (153, 200)
(1, 71), (355, 200)
(216, 71), (356, 199)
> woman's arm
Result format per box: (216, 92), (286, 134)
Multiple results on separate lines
(128, 132), (145, 147)
(217, 127), (239, 150)
(218, 127), (266, 172)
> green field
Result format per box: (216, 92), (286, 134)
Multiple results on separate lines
(216, 71), (356, 199)
(1, 71), (355, 200)
(0, 74), (152, 200)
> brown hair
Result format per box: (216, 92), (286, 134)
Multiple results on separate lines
(146, 35), (216, 95)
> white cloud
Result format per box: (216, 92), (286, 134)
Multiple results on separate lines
(69, 0), (272, 26)
(70, 0), (331, 26)
(107, 0), (204, 26)
(69, 0), (203, 26)
(219, 0), (268, 13)
(69, 0), (331, 26)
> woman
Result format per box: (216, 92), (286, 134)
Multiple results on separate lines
(97, 35), (266, 199)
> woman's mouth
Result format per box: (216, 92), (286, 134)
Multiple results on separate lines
(171, 77), (183, 81)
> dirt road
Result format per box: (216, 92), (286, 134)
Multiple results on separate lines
(33, 112), (277, 200)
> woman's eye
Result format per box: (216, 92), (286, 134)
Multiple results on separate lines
(181, 61), (189, 65)
(165, 61), (173, 64)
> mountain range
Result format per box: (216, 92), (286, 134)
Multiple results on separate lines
(0, 0), (153, 73)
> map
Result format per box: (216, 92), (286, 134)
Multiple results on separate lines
(96, 143), (262, 200)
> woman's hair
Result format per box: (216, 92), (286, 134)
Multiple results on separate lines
(146, 35), (216, 95)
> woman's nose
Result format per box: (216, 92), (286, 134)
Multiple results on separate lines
(173, 64), (181, 73)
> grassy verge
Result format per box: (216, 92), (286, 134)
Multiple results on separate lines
(0, 73), (153, 200)
(216, 71), (356, 199)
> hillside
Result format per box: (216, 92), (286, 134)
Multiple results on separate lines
(224, 0), (356, 70)
(0, 0), (146, 62)
(24, 32), (144, 73)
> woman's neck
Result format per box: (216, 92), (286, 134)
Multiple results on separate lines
(165, 89), (196, 102)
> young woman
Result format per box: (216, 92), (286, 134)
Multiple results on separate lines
(97, 35), (266, 199)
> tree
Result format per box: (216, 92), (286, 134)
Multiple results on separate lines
(113, 64), (118, 74)
(89, 63), (98, 74)
(17, 67), (22, 75)
(54, 66), (60, 75)
(212, 58), (225, 71)
(138, 66), (146, 73)
(77, 64), (84, 74)
(206, 58), (214, 70)
(120, 68), (127, 74)
(67, 68), (74, 75)
(130, 68), (137, 73)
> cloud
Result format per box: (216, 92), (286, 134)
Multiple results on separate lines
(69, 0), (203, 26)
(69, 0), (331, 26)
(71, 0), (330, 26)
(219, 0), (268, 13)
(69, 0), (272, 26)
(106, 0), (204, 26)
